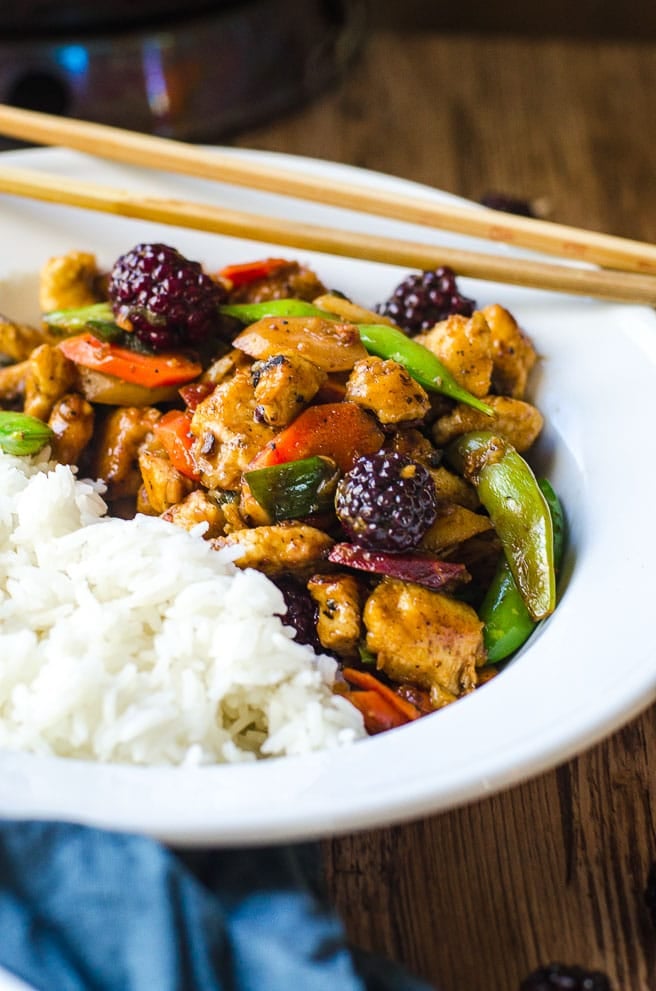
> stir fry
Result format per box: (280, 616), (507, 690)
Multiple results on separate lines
(0, 245), (564, 735)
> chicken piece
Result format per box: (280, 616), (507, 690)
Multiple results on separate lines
(430, 465), (479, 510)
(345, 356), (430, 424)
(482, 304), (538, 399)
(415, 311), (493, 398)
(0, 317), (46, 363)
(136, 484), (158, 516)
(0, 359), (28, 404)
(23, 344), (76, 420)
(251, 353), (327, 427)
(420, 503), (493, 555)
(307, 574), (362, 657)
(432, 395), (543, 453)
(39, 251), (102, 314)
(190, 368), (276, 490)
(388, 427), (440, 465)
(219, 497), (247, 534)
(161, 489), (227, 538)
(363, 578), (484, 707)
(138, 448), (196, 514)
(227, 260), (326, 304)
(212, 523), (333, 577)
(47, 393), (94, 465)
(91, 407), (160, 499)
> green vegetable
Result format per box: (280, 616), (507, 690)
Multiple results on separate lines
(43, 301), (115, 335)
(358, 644), (377, 665)
(0, 412), (54, 456)
(219, 299), (336, 323)
(356, 324), (494, 416)
(244, 455), (340, 521)
(446, 431), (556, 621)
(480, 479), (566, 662)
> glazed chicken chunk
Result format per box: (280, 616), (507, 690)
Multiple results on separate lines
(213, 523), (333, 577)
(251, 353), (327, 427)
(91, 406), (160, 500)
(47, 393), (94, 465)
(23, 344), (76, 421)
(307, 574), (362, 657)
(161, 489), (227, 538)
(138, 448), (196, 514)
(363, 578), (484, 707)
(482, 303), (538, 399)
(432, 395), (544, 453)
(190, 369), (276, 490)
(345, 356), (431, 424)
(415, 311), (494, 398)
(39, 250), (102, 314)
(0, 317), (47, 363)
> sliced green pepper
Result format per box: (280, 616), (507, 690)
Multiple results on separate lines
(44, 301), (115, 334)
(0, 411), (54, 456)
(446, 431), (556, 621)
(481, 479), (565, 662)
(219, 299), (336, 323)
(244, 455), (340, 521)
(356, 324), (494, 416)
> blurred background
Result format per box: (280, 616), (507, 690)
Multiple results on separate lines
(1, 0), (654, 145)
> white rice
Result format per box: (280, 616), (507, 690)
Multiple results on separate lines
(0, 450), (364, 765)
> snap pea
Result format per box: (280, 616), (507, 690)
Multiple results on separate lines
(43, 301), (115, 334)
(480, 480), (565, 662)
(356, 324), (494, 416)
(244, 455), (340, 521)
(218, 299), (336, 323)
(0, 411), (53, 456)
(446, 431), (556, 621)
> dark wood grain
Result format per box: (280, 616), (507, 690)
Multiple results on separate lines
(234, 33), (656, 990)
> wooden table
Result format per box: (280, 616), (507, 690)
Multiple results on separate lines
(233, 30), (656, 991)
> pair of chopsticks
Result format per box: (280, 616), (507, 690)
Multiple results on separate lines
(0, 104), (655, 306)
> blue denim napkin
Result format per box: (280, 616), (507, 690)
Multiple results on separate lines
(0, 821), (435, 991)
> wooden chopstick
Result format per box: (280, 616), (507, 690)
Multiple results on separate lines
(1, 163), (656, 306)
(0, 103), (655, 276)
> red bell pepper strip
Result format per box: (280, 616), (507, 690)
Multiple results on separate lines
(248, 402), (384, 474)
(217, 258), (288, 287)
(58, 334), (202, 389)
(153, 410), (200, 480)
(328, 543), (470, 591)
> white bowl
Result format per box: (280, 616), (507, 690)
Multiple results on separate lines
(1, 147), (654, 846)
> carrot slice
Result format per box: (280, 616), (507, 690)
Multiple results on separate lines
(342, 667), (421, 723)
(346, 691), (409, 734)
(153, 410), (200, 480)
(249, 402), (384, 473)
(58, 334), (202, 389)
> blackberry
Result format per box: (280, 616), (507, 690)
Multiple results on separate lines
(274, 576), (321, 652)
(376, 266), (475, 335)
(520, 962), (613, 991)
(480, 191), (537, 217)
(108, 243), (225, 351)
(644, 861), (656, 926)
(335, 451), (438, 552)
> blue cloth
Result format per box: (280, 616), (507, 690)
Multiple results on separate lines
(0, 822), (435, 991)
